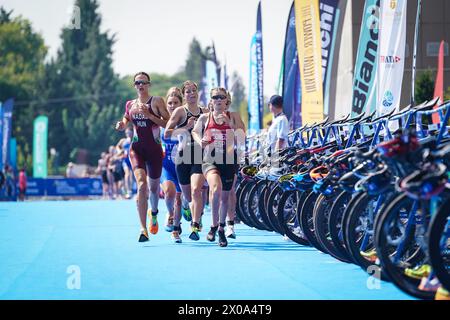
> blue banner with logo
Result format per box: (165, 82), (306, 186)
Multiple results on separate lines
(320, 0), (341, 117)
(23, 178), (47, 196)
(351, 0), (380, 116)
(46, 178), (103, 196)
(2, 98), (14, 170)
(23, 178), (103, 196)
(282, 2), (302, 129)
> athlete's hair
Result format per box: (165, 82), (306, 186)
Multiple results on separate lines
(133, 71), (151, 82)
(166, 87), (183, 104)
(181, 80), (198, 95)
(226, 90), (232, 106)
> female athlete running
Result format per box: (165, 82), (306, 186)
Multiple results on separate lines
(160, 87), (184, 243)
(192, 87), (245, 247)
(164, 80), (208, 241)
(115, 72), (170, 242)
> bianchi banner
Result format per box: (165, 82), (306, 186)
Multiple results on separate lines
(351, 0), (380, 117)
(377, 0), (407, 116)
(295, 0), (324, 125)
(320, 0), (340, 117)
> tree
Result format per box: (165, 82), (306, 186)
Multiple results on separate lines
(229, 72), (245, 112)
(414, 69), (435, 105)
(445, 86), (450, 101)
(184, 38), (205, 86)
(0, 7), (48, 171)
(40, 0), (123, 165)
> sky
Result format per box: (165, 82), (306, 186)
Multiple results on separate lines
(2, 0), (293, 97)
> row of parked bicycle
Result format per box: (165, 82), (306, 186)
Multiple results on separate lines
(236, 97), (450, 300)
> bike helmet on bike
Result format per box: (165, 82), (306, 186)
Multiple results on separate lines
(279, 173), (296, 191)
(240, 166), (258, 180)
(376, 131), (420, 158)
(398, 162), (448, 200)
(310, 165), (329, 182)
(354, 165), (392, 196)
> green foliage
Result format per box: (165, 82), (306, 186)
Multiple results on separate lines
(238, 100), (248, 129)
(414, 69), (435, 105)
(184, 38), (206, 85)
(39, 0), (123, 165)
(229, 72), (245, 112)
(0, 6), (48, 170)
(445, 86), (450, 101)
(4, 5), (248, 169)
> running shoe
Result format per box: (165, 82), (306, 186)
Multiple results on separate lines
(435, 286), (450, 300)
(189, 223), (200, 241)
(207, 226), (218, 242)
(225, 225), (236, 239)
(360, 248), (378, 263)
(148, 210), (159, 235)
(199, 216), (203, 232)
(165, 214), (174, 232)
(138, 229), (149, 242)
(404, 264), (431, 280)
(218, 229), (228, 247)
(172, 230), (182, 243)
(181, 205), (192, 222)
(418, 276), (441, 292)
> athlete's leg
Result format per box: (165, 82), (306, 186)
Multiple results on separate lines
(133, 168), (149, 231)
(227, 175), (237, 222)
(174, 192), (182, 227)
(191, 173), (205, 224)
(148, 177), (160, 213)
(161, 180), (176, 216)
(205, 170), (222, 227)
(220, 190), (230, 228)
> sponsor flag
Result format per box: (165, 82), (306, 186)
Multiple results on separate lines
(9, 137), (17, 170)
(351, 0), (380, 117)
(205, 59), (219, 99)
(248, 1), (264, 133)
(294, 0), (324, 125)
(320, 0), (341, 117)
(2, 98), (14, 169)
(283, 2), (302, 128)
(33, 115), (48, 178)
(0, 102), (3, 170)
(330, 0), (354, 120)
(411, 0), (422, 107)
(432, 40), (444, 124)
(377, 0), (407, 116)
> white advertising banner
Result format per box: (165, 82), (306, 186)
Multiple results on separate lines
(377, 0), (407, 116)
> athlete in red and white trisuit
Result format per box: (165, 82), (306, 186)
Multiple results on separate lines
(115, 72), (170, 242)
(192, 87), (245, 247)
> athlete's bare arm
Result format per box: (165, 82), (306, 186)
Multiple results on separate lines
(115, 117), (129, 131)
(231, 112), (246, 133)
(192, 113), (209, 148)
(164, 107), (184, 139)
(146, 96), (169, 128)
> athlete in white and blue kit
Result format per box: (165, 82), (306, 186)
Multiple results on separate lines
(160, 87), (184, 243)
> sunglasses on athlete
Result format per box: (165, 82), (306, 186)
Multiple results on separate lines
(211, 95), (227, 101)
(134, 80), (150, 86)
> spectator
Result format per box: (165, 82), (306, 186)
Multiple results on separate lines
(18, 167), (27, 201)
(66, 162), (77, 178)
(4, 164), (16, 201)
